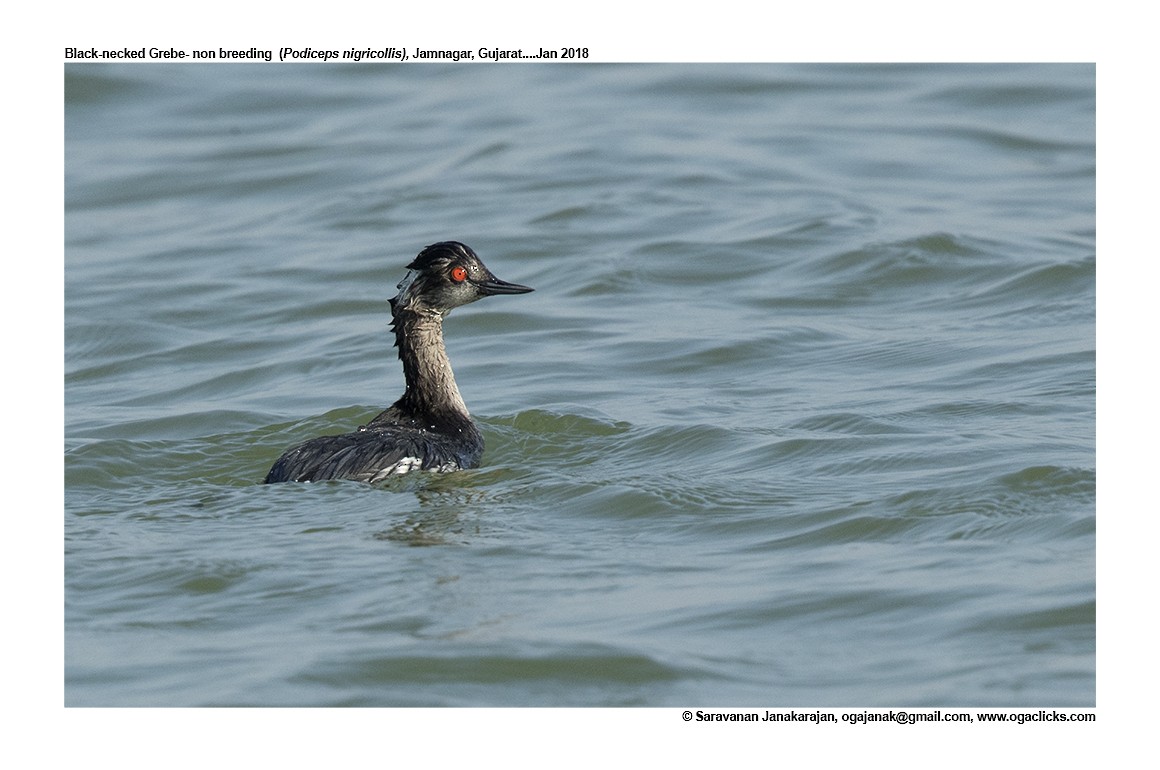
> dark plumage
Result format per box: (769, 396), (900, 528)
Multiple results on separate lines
(263, 241), (532, 484)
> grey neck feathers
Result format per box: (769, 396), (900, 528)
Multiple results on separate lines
(391, 308), (469, 420)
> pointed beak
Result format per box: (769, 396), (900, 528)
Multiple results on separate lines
(475, 276), (534, 296)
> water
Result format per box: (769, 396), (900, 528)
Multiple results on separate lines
(65, 63), (1095, 706)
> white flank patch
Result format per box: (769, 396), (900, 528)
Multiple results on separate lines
(392, 457), (424, 475)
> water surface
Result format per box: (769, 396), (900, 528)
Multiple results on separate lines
(65, 63), (1095, 706)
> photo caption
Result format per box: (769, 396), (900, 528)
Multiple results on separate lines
(64, 46), (591, 63)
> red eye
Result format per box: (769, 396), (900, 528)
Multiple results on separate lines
(450, 266), (468, 282)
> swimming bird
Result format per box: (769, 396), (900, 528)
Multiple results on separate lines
(263, 241), (533, 483)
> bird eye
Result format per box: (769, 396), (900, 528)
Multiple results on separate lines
(450, 266), (468, 282)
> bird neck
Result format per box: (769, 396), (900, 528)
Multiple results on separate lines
(391, 308), (470, 420)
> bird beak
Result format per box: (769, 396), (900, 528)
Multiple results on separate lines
(475, 276), (534, 295)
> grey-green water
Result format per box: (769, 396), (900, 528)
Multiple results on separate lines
(65, 63), (1094, 706)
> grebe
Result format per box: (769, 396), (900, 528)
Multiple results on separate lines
(263, 241), (533, 483)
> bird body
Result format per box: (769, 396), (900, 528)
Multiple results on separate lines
(264, 241), (532, 483)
